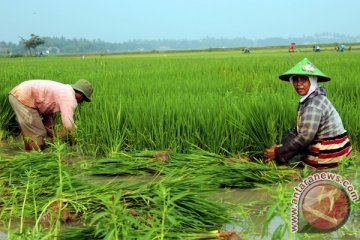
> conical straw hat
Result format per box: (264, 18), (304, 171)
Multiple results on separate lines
(279, 58), (330, 82)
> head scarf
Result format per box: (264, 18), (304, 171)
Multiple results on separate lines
(289, 75), (318, 103)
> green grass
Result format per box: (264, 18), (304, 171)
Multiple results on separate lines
(2, 51), (360, 157)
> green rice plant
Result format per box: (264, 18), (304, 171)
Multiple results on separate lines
(229, 92), (296, 158)
(20, 171), (33, 235)
(4, 188), (18, 240)
(83, 152), (163, 176)
(0, 151), (70, 198)
(55, 171), (235, 239)
(74, 102), (128, 156)
(132, 174), (235, 239)
(259, 183), (294, 240)
(0, 148), (237, 239)
(0, 51), (359, 239)
(213, 160), (297, 188)
(83, 149), (297, 189)
(0, 91), (18, 140)
(1, 52), (360, 156)
(0, 144), (88, 237)
(6, 205), (15, 239)
(165, 149), (297, 188)
(58, 226), (101, 240)
(90, 191), (142, 240)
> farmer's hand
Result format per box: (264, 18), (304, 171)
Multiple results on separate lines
(264, 144), (277, 160)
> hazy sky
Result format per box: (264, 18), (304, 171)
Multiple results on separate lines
(1, 0), (359, 43)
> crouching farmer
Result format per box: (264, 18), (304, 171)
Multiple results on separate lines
(8, 79), (93, 151)
(264, 58), (351, 170)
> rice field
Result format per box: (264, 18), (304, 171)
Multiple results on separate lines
(0, 50), (359, 239)
(1, 51), (360, 156)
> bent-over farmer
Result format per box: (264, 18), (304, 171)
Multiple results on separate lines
(8, 79), (93, 151)
(264, 58), (351, 170)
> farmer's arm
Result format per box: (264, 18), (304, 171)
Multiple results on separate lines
(58, 99), (77, 145)
(274, 106), (321, 164)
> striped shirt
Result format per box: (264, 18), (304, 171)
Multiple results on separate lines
(9, 80), (78, 131)
(275, 87), (351, 166)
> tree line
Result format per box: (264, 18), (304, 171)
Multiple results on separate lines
(0, 33), (359, 56)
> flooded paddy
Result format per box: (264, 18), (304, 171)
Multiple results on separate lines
(0, 49), (359, 240)
(0, 141), (359, 239)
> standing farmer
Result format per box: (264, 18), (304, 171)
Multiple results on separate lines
(264, 58), (351, 169)
(8, 79), (93, 151)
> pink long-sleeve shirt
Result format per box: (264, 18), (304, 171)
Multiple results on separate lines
(9, 80), (78, 131)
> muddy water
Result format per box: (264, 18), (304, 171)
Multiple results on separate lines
(213, 188), (293, 239)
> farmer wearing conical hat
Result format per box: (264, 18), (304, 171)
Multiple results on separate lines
(8, 79), (93, 151)
(264, 58), (351, 169)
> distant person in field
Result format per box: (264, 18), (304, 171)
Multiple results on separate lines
(8, 79), (93, 151)
(264, 58), (351, 170)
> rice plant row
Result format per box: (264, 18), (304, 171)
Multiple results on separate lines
(1, 51), (359, 157)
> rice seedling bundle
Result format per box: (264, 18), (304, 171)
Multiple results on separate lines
(0, 146), (238, 239)
(83, 149), (297, 188)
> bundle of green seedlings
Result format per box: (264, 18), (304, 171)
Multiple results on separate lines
(59, 172), (239, 240)
(83, 151), (165, 176)
(0, 146), (99, 238)
(0, 150), (74, 194)
(165, 150), (298, 188)
(0, 150), (81, 228)
(83, 149), (298, 189)
(0, 147), (241, 239)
